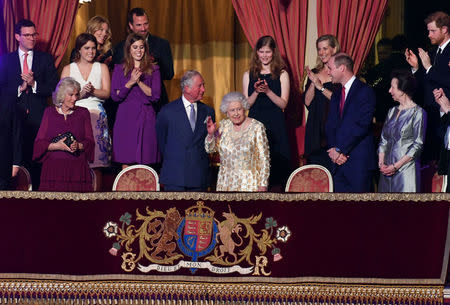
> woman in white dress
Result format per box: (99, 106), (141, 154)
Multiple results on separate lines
(61, 33), (111, 190)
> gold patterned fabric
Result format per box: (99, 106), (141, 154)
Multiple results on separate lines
(205, 119), (270, 191)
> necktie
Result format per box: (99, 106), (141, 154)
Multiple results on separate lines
(189, 104), (196, 132)
(433, 48), (442, 66)
(23, 52), (29, 74)
(339, 86), (346, 117)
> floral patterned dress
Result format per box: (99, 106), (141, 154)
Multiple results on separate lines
(205, 118), (270, 191)
(70, 62), (111, 168)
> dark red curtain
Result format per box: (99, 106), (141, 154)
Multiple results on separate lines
(232, 0), (308, 165)
(317, 0), (388, 74)
(2, 0), (78, 67)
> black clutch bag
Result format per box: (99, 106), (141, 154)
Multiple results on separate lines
(51, 131), (76, 147)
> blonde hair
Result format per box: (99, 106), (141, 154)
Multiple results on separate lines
(52, 77), (80, 107)
(315, 35), (340, 71)
(86, 16), (112, 56)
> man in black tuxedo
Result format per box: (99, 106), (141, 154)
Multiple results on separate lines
(113, 7), (174, 112)
(405, 11), (450, 164)
(434, 88), (450, 192)
(0, 19), (58, 189)
(0, 98), (22, 190)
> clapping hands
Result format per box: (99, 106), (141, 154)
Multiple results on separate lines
(405, 48), (419, 70)
(433, 88), (450, 113)
(405, 48), (432, 70)
(130, 67), (142, 85)
(81, 82), (94, 98)
(254, 78), (269, 94)
(306, 66), (323, 90)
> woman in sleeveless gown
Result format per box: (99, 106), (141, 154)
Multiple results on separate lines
(61, 33), (111, 191)
(243, 36), (291, 189)
(304, 35), (340, 172)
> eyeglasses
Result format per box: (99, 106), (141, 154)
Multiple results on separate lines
(21, 33), (39, 39)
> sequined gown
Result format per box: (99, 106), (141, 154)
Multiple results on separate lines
(378, 105), (426, 192)
(205, 119), (270, 191)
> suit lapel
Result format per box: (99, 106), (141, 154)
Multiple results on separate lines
(13, 52), (22, 85)
(341, 79), (360, 119)
(193, 103), (206, 138)
(175, 99), (195, 140)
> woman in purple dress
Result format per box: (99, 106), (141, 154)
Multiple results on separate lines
(33, 77), (94, 192)
(111, 33), (161, 169)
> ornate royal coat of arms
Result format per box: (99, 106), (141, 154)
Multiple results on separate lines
(103, 201), (291, 275)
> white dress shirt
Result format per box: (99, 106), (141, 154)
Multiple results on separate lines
(17, 48), (37, 96)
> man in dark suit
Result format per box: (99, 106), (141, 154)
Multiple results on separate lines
(405, 11), (450, 163)
(0, 19), (58, 189)
(156, 70), (215, 191)
(434, 87), (450, 192)
(325, 53), (377, 192)
(0, 98), (22, 190)
(113, 7), (174, 111)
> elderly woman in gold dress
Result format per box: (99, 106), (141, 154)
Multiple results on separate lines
(205, 92), (270, 191)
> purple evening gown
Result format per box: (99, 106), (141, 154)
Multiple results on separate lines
(111, 64), (161, 164)
(33, 106), (94, 192)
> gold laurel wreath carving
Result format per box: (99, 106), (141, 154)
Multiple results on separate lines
(1, 190), (449, 202)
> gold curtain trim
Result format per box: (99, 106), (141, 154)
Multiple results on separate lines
(0, 191), (449, 202)
(0, 280), (443, 304)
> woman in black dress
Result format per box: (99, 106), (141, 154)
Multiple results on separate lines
(242, 36), (291, 189)
(304, 35), (340, 171)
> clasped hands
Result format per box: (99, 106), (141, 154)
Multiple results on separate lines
(405, 48), (432, 70)
(327, 147), (348, 165)
(379, 163), (397, 176)
(19, 71), (35, 92)
(51, 137), (82, 154)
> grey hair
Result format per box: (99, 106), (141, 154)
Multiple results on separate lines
(180, 70), (202, 91)
(220, 92), (250, 113)
(52, 77), (81, 107)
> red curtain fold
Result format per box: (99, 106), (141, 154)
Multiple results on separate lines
(232, 0), (308, 164)
(2, 0), (78, 67)
(317, 0), (388, 74)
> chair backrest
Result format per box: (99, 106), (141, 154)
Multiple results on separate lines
(112, 165), (160, 191)
(90, 168), (97, 191)
(432, 172), (448, 193)
(285, 164), (333, 192)
(11, 166), (32, 191)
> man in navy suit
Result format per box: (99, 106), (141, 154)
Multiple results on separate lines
(156, 70), (215, 191)
(0, 19), (58, 188)
(325, 53), (376, 192)
(0, 98), (22, 190)
(405, 11), (450, 163)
